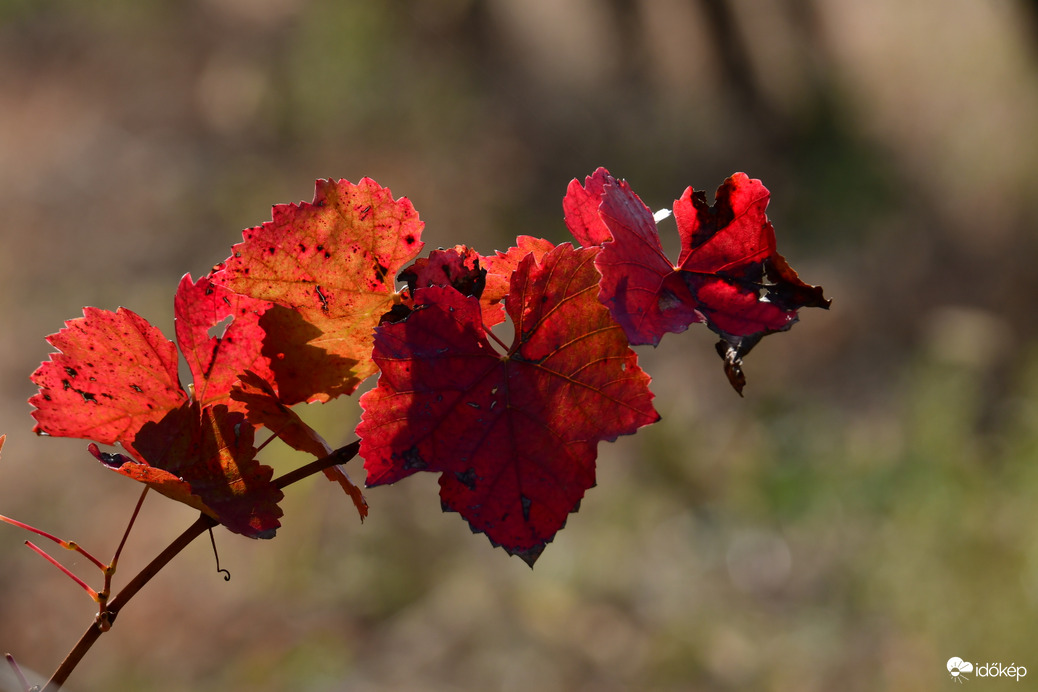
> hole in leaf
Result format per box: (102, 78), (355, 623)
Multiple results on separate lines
(207, 315), (234, 339)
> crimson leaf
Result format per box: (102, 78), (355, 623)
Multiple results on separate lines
(565, 168), (829, 393)
(357, 244), (659, 565)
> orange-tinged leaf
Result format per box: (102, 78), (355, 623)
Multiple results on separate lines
(30, 307), (188, 459)
(231, 371), (368, 520)
(91, 404), (283, 538)
(321, 465), (369, 521)
(480, 235), (556, 309)
(211, 178), (425, 401)
(357, 244), (659, 565)
(231, 371), (330, 459)
(89, 442), (211, 517)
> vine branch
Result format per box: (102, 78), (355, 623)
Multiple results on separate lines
(42, 440), (361, 691)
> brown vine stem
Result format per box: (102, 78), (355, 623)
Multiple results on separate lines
(43, 440), (360, 692)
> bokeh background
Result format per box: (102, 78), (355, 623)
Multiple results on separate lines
(1, 1), (1037, 690)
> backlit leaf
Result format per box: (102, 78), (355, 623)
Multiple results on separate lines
(565, 168), (829, 393)
(231, 371), (368, 520)
(174, 274), (274, 410)
(90, 404), (283, 538)
(30, 307), (188, 460)
(357, 244), (659, 565)
(211, 178), (425, 401)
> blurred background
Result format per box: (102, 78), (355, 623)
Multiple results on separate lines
(1, 0), (1037, 690)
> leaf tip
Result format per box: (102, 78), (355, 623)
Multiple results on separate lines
(510, 544), (546, 568)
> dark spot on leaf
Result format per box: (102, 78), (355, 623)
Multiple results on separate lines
(267, 246), (276, 255)
(131, 384), (143, 393)
(64, 366), (78, 378)
(455, 468), (477, 490)
(299, 243), (307, 253)
(406, 235), (415, 245)
(359, 205), (372, 219)
(61, 379), (70, 390)
(521, 495), (532, 522)
(402, 446), (426, 471)
(80, 391), (97, 403)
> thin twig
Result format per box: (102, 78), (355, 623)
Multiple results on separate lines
(485, 326), (510, 352)
(24, 542), (99, 602)
(273, 439), (360, 490)
(42, 439), (362, 691)
(109, 487), (150, 575)
(42, 513), (217, 692)
(6, 652), (34, 692)
(0, 515), (107, 572)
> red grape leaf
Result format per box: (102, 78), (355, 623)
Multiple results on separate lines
(31, 306), (288, 537)
(232, 371), (330, 459)
(88, 443), (209, 517)
(90, 404), (283, 538)
(395, 238), (557, 329)
(396, 245), (501, 327)
(231, 371), (368, 520)
(563, 168), (614, 247)
(584, 171), (705, 344)
(29, 307), (188, 460)
(357, 244), (659, 565)
(565, 168), (829, 393)
(480, 235), (556, 308)
(398, 245), (486, 299)
(210, 178), (425, 401)
(255, 305), (360, 406)
(174, 274), (275, 410)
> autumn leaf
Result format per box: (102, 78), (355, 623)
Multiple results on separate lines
(174, 274), (275, 410)
(480, 235), (556, 309)
(567, 169), (704, 344)
(231, 371), (367, 520)
(565, 168), (829, 393)
(30, 300), (287, 537)
(395, 245), (500, 327)
(563, 168), (614, 247)
(210, 177), (425, 401)
(30, 307), (188, 460)
(357, 243), (659, 565)
(89, 404), (283, 539)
